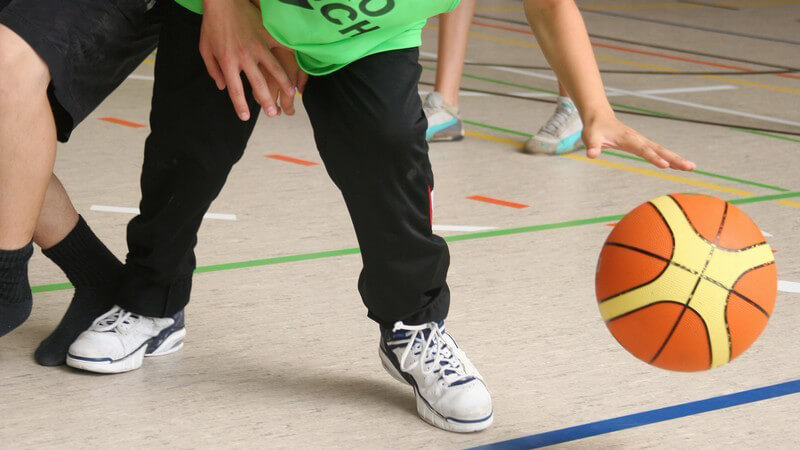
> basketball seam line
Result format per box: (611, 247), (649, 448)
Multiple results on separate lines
(600, 243), (746, 302)
(648, 197), (724, 367)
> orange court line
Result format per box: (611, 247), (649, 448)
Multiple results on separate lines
(470, 20), (800, 81)
(99, 117), (146, 128)
(468, 195), (529, 209)
(265, 154), (318, 166)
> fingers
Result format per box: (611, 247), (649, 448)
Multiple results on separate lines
(242, 60), (279, 117)
(199, 42), (226, 91)
(297, 71), (309, 94)
(651, 142), (696, 171)
(221, 62), (252, 121)
(256, 50), (295, 99)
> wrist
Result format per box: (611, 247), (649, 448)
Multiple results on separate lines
(578, 101), (615, 125)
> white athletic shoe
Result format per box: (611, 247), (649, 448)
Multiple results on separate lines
(66, 306), (185, 374)
(379, 321), (493, 433)
(423, 92), (465, 142)
(524, 96), (584, 155)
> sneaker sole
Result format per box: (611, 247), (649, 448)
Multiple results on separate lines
(379, 347), (494, 433)
(427, 119), (465, 142)
(66, 328), (186, 374)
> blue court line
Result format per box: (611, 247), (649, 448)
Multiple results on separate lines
(470, 379), (800, 449)
(581, 9), (800, 46)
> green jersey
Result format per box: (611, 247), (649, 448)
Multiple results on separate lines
(176, 0), (460, 75)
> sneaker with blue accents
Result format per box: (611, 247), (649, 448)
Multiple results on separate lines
(379, 321), (493, 433)
(524, 96), (583, 155)
(66, 306), (185, 374)
(423, 92), (464, 142)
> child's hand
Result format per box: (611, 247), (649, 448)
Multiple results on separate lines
(582, 114), (696, 171)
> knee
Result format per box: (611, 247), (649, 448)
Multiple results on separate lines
(0, 25), (51, 99)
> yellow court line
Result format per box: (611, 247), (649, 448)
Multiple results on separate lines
(465, 131), (800, 208)
(143, 59), (155, 65)
(465, 130), (522, 146)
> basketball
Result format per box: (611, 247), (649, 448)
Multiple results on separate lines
(596, 194), (777, 372)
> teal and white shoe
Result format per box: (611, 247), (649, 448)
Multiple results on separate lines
(524, 96), (583, 155)
(423, 92), (464, 142)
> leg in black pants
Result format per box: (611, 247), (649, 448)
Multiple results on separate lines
(117, 2), (260, 318)
(302, 48), (451, 328)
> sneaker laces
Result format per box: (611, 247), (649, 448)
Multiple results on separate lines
(91, 306), (140, 332)
(391, 321), (474, 387)
(539, 100), (575, 137)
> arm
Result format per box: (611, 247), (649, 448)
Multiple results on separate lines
(523, 0), (695, 171)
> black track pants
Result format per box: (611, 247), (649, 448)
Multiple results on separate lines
(303, 48), (451, 327)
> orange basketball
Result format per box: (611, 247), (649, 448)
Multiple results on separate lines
(595, 194), (777, 372)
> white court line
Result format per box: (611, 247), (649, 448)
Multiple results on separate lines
(127, 74), (154, 81)
(433, 224), (498, 232)
(778, 280), (800, 293)
(635, 85), (737, 95)
(762, 230), (773, 237)
(90, 205), (237, 221)
(490, 66), (800, 128)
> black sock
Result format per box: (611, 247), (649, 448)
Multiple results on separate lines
(35, 217), (123, 366)
(0, 243), (34, 338)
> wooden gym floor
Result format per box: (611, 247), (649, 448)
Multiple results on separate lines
(1, 0), (799, 447)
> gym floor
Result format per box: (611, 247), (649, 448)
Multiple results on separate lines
(2, 0), (799, 447)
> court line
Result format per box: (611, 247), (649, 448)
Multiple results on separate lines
(778, 280), (800, 293)
(470, 19), (800, 82)
(490, 66), (800, 128)
(463, 130), (800, 208)
(462, 120), (793, 193)
(265, 154), (318, 166)
(472, 15), (800, 81)
(580, 9), (800, 46)
(468, 195), (529, 209)
(470, 379), (800, 449)
(90, 205), (237, 221)
(30, 191), (800, 294)
(424, 68), (800, 142)
(127, 74), (155, 81)
(676, 0), (738, 10)
(98, 117), (146, 128)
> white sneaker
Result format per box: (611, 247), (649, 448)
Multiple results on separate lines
(524, 96), (584, 155)
(66, 306), (185, 374)
(379, 321), (493, 433)
(423, 92), (464, 142)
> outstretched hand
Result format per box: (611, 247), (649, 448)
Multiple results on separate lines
(199, 0), (295, 120)
(582, 114), (696, 171)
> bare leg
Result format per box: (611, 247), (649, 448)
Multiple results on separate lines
(33, 175), (80, 250)
(434, 0), (477, 108)
(558, 81), (569, 97)
(0, 25), (57, 250)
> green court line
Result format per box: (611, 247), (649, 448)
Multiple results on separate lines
(462, 119), (792, 192)
(30, 191), (800, 295)
(728, 191), (800, 204)
(429, 66), (800, 144)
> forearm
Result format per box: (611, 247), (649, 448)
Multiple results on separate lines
(523, 0), (613, 122)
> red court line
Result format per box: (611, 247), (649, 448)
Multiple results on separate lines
(470, 20), (800, 80)
(265, 154), (318, 166)
(99, 117), (146, 128)
(468, 195), (529, 209)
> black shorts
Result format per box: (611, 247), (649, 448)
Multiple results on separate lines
(0, 0), (163, 142)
